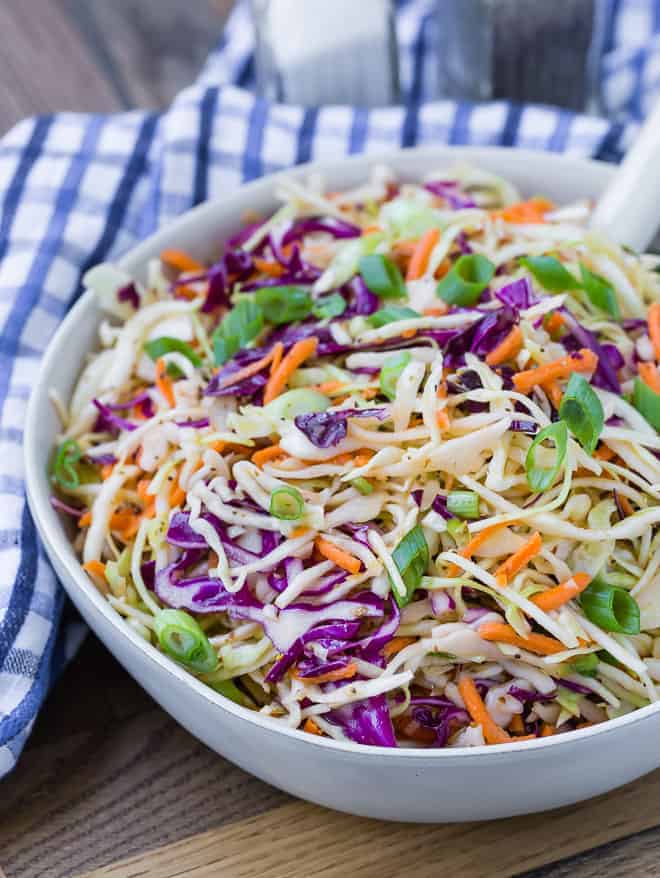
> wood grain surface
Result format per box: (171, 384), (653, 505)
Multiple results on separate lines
(1, 3), (660, 877)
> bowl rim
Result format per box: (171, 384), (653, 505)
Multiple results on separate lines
(26, 143), (660, 760)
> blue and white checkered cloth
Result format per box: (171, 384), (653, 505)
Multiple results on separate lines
(1, 0), (660, 779)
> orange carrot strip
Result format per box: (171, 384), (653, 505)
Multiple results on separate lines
(303, 718), (324, 736)
(531, 572), (591, 612)
(78, 510), (92, 528)
(485, 325), (523, 367)
(508, 714), (525, 735)
(101, 463), (115, 480)
(594, 444), (615, 461)
(542, 379), (563, 410)
(541, 723), (556, 737)
(362, 225), (382, 235)
(218, 343), (283, 389)
(362, 387), (378, 400)
(649, 303), (660, 360)
(83, 560), (106, 580)
(313, 380), (346, 394)
(290, 526), (310, 539)
(639, 361), (660, 394)
(493, 531), (542, 587)
(458, 676), (511, 745)
(401, 329), (417, 339)
(513, 348), (598, 395)
(545, 312), (565, 336)
(492, 197), (553, 225)
(383, 636), (417, 659)
(263, 337), (318, 404)
(436, 409), (450, 431)
(315, 537), (361, 575)
(423, 305), (449, 317)
(155, 358), (176, 408)
(169, 482), (186, 508)
(617, 493), (635, 517)
(448, 520), (517, 577)
(292, 662), (357, 685)
(406, 227), (440, 281)
(160, 248), (204, 273)
(253, 257), (286, 277)
(252, 444), (285, 467)
(478, 622), (566, 656)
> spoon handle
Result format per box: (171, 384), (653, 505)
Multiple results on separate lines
(590, 100), (660, 252)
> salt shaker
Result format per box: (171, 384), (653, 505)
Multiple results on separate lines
(250, 0), (400, 107)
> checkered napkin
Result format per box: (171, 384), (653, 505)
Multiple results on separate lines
(1, 0), (659, 779)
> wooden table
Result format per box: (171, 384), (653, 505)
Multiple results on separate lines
(1, 3), (659, 876)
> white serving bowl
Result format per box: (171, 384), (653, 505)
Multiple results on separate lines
(25, 147), (660, 822)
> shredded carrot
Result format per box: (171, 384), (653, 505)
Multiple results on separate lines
(313, 380), (346, 394)
(353, 450), (375, 467)
(617, 492), (635, 517)
(423, 305), (449, 317)
(315, 537), (361, 575)
(252, 444), (285, 467)
(263, 337), (318, 404)
(160, 248), (204, 273)
(485, 325), (523, 367)
(169, 481), (186, 508)
(542, 379), (563, 410)
(492, 197), (553, 225)
(401, 329), (417, 339)
(437, 382), (447, 399)
(594, 443), (615, 461)
(209, 440), (225, 454)
(531, 572), (591, 612)
(383, 636), (417, 659)
(436, 409), (451, 431)
(362, 387), (379, 400)
(639, 360), (660, 394)
(109, 508), (142, 539)
(444, 474), (454, 492)
(83, 560), (106, 581)
(78, 510), (92, 528)
(303, 718), (324, 736)
(513, 348), (598, 395)
(508, 714), (525, 735)
(493, 531), (542, 587)
(540, 723), (556, 737)
(458, 676), (511, 745)
(448, 520), (518, 577)
(434, 258), (451, 280)
(253, 257), (286, 277)
(362, 224), (382, 235)
(155, 358), (176, 408)
(648, 302), (660, 360)
(290, 526), (310, 539)
(218, 343), (283, 390)
(406, 227), (440, 281)
(478, 622), (566, 656)
(101, 463), (115, 480)
(545, 312), (565, 336)
(292, 662), (357, 684)
(175, 284), (200, 301)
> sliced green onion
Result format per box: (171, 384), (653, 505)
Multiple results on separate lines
(580, 580), (640, 635)
(633, 376), (660, 431)
(144, 336), (202, 366)
(312, 293), (347, 320)
(579, 263), (620, 319)
(447, 518), (468, 542)
(558, 372), (604, 454)
(446, 490), (480, 520)
(255, 285), (313, 325)
(525, 420), (568, 492)
(209, 678), (253, 707)
(519, 255), (580, 291)
(390, 524), (429, 607)
(154, 609), (218, 673)
(352, 477), (374, 495)
(367, 306), (420, 328)
(264, 388), (330, 420)
(571, 653), (599, 676)
(359, 254), (407, 299)
(269, 486), (305, 520)
(213, 299), (264, 365)
(379, 350), (411, 400)
(436, 254), (496, 307)
(53, 439), (83, 490)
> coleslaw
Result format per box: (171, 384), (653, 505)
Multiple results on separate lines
(50, 163), (660, 748)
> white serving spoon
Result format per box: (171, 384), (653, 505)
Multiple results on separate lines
(590, 99), (660, 251)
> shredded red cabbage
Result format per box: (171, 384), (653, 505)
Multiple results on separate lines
(92, 399), (137, 433)
(294, 407), (387, 448)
